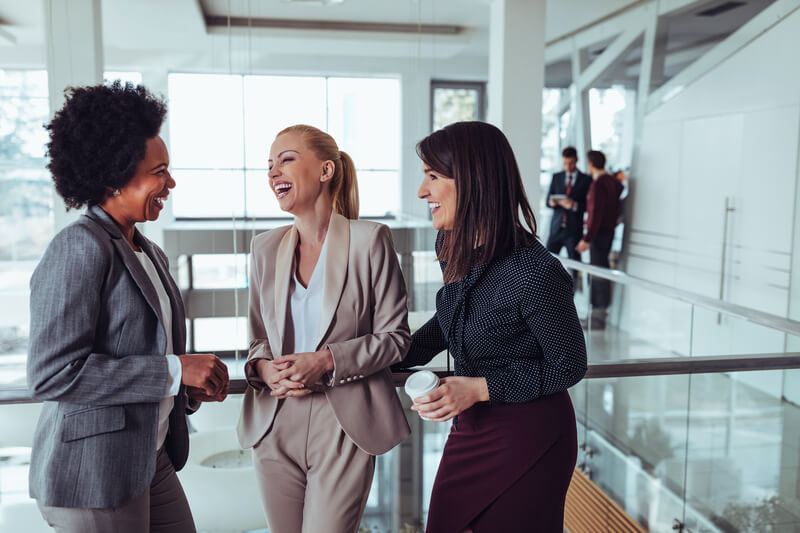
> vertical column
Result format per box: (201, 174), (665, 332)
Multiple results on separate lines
(570, 43), (591, 163)
(43, 0), (104, 231)
(487, 0), (546, 213)
(401, 65), (431, 221)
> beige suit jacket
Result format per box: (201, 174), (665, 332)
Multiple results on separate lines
(237, 212), (411, 455)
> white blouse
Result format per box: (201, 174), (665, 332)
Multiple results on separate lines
(289, 233), (328, 355)
(134, 250), (181, 449)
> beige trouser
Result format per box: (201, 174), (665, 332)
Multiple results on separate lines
(37, 447), (196, 533)
(253, 392), (375, 533)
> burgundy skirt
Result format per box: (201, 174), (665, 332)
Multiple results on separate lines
(425, 390), (577, 533)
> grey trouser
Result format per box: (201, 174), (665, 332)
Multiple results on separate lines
(37, 447), (196, 533)
(253, 392), (375, 533)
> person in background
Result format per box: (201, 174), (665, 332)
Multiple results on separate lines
(545, 146), (592, 288)
(237, 124), (411, 533)
(396, 121), (587, 533)
(27, 81), (229, 533)
(576, 150), (624, 329)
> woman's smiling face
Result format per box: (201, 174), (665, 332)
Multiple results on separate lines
(112, 135), (174, 223)
(267, 131), (328, 215)
(417, 162), (457, 230)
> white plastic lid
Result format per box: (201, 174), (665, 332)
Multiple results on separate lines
(404, 370), (440, 399)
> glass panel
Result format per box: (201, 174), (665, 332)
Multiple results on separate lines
(0, 402), (44, 530)
(168, 73), (244, 169)
(580, 374), (692, 530)
(589, 283), (694, 362)
(684, 368), (800, 532)
(327, 77), (401, 171)
(171, 169), (245, 218)
(242, 75), (326, 169)
(690, 307), (794, 357)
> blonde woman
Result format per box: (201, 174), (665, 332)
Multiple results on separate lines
(237, 125), (411, 532)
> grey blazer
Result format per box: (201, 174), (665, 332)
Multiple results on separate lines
(27, 205), (192, 509)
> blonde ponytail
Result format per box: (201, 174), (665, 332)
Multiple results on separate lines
(332, 150), (359, 220)
(276, 124), (360, 220)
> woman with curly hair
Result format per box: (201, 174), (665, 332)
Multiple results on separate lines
(27, 81), (229, 533)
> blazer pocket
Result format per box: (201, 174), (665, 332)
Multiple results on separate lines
(61, 405), (126, 442)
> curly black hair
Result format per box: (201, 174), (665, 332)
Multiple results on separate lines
(46, 81), (167, 209)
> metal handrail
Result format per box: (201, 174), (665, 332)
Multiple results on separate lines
(4, 352), (799, 404)
(557, 256), (800, 337)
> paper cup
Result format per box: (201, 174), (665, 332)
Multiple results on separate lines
(404, 370), (440, 402)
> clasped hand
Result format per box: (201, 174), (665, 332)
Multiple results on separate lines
(180, 353), (229, 402)
(257, 349), (334, 399)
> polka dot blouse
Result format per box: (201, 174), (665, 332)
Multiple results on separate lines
(399, 236), (588, 404)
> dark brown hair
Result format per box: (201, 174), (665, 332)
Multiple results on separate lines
(587, 150), (606, 170)
(417, 121), (537, 283)
(562, 146), (578, 160)
(277, 124), (359, 220)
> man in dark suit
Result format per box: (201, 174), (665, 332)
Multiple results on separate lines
(546, 146), (592, 285)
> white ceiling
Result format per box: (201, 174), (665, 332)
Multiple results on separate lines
(0, 0), (773, 86)
(0, 0), (642, 57)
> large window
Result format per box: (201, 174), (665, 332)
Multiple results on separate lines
(167, 74), (401, 219)
(0, 69), (50, 385)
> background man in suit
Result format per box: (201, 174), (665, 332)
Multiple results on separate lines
(546, 146), (592, 286)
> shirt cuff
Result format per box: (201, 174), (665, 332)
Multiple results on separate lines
(165, 354), (182, 397)
(325, 345), (336, 386)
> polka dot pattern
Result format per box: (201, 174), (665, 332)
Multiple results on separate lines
(401, 238), (588, 404)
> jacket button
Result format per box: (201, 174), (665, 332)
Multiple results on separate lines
(339, 379), (346, 384)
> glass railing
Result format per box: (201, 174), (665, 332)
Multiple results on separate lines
(4, 355), (800, 533)
(4, 231), (800, 532)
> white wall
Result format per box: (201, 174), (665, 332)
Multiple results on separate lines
(626, 9), (800, 397)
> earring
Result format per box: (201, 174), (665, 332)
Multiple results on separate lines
(112, 189), (121, 197)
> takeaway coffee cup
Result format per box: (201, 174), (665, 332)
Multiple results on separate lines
(404, 370), (440, 403)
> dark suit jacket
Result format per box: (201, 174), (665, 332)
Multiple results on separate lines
(546, 170), (591, 239)
(27, 205), (192, 508)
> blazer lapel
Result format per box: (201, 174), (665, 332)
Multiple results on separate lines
(274, 225), (298, 357)
(315, 212), (349, 349)
(85, 206), (165, 331)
